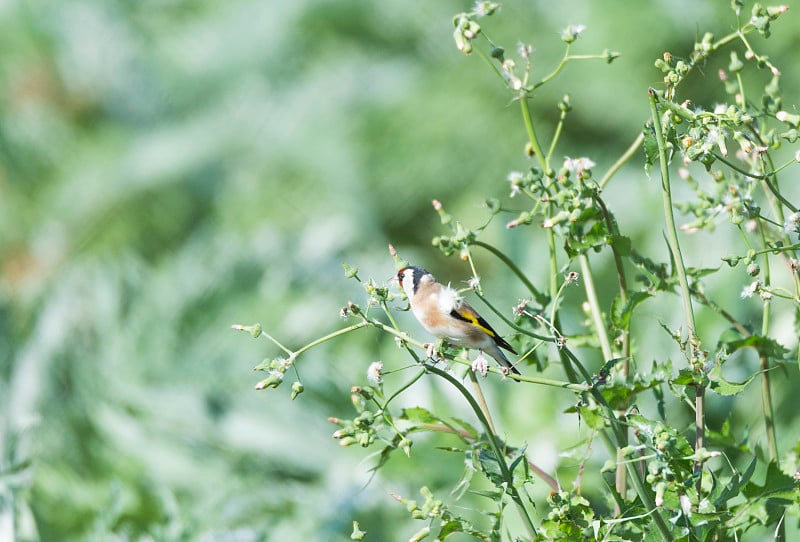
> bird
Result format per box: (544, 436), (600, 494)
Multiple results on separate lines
(392, 265), (520, 375)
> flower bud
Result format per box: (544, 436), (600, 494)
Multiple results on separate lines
(290, 381), (304, 400)
(409, 527), (431, 542)
(342, 263), (359, 279)
(350, 521), (367, 540)
(254, 371), (283, 390)
(728, 51), (743, 73)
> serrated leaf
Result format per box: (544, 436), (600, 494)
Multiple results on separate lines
(610, 234), (632, 256)
(672, 368), (698, 386)
(685, 266), (720, 279)
(599, 373), (669, 410)
(401, 406), (442, 425)
(723, 335), (789, 360)
(713, 457), (757, 507)
(477, 448), (505, 489)
(708, 363), (758, 396)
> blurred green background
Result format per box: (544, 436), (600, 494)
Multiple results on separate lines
(2, 1), (799, 540)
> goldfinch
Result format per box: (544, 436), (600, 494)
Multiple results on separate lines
(393, 266), (520, 375)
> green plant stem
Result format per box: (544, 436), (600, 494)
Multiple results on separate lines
(292, 321), (370, 358)
(520, 93), (550, 173)
(579, 254), (613, 361)
(468, 369), (497, 434)
(532, 51), (609, 90)
(424, 364), (538, 538)
(366, 318), (587, 390)
(593, 195), (630, 360)
(383, 369), (426, 408)
(648, 89), (704, 491)
(419, 423), (560, 491)
(472, 240), (548, 305)
(758, 224), (779, 461)
(558, 349), (672, 540)
(546, 108), (568, 165)
(647, 91), (699, 340)
(578, 246), (631, 512)
(474, 292), (554, 342)
(599, 132), (644, 190)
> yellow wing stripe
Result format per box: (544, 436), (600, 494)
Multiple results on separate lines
(450, 308), (497, 338)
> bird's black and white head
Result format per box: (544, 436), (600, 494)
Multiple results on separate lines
(395, 266), (434, 300)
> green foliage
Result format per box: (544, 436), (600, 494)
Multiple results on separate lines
(3, 0), (800, 540)
(234, 1), (800, 540)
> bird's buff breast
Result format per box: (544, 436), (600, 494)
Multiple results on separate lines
(412, 302), (492, 349)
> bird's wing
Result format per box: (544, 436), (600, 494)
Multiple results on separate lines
(450, 302), (517, 354)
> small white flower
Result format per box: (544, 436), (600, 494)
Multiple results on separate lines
(472, 352), (489, 378)
(507, 170), (524, 198)
(784, 212), (800, 234)
(740, 280), (759, 298)
(759, 290), (772, 301)
(507, 170), (524, 182)
(561, 24), (587, 43)
(513, 299), (529, 317)
(367, 361), (383, 384)
(713, 103), (728, 114)
(564, 271), (579, 285)
(563, 156), (596, 173)
(517, 41), (532, 59)
(468, 275), (481, 290)
(425, 342), (438, 360)
(474, 1), (498, 17)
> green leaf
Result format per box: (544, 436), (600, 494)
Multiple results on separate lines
(611, 290), (652, 330)
(712, 456), (757, 507)
(610, 234), (632, 256)
(723, 335), (789, 360)
(685, 266), (720, 280)
(707, 363), (758, 396)
(672, 368), (699, 386)
(643, 122), (659, 173)
(449, 417), (480, 440)
(401, 406), (442, 425)
(578, 404), (607, 430)
(451, 451), (477, 500)
(598, 372), (669, 410)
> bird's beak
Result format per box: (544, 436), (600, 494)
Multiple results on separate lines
(388, 274), (399, 286)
